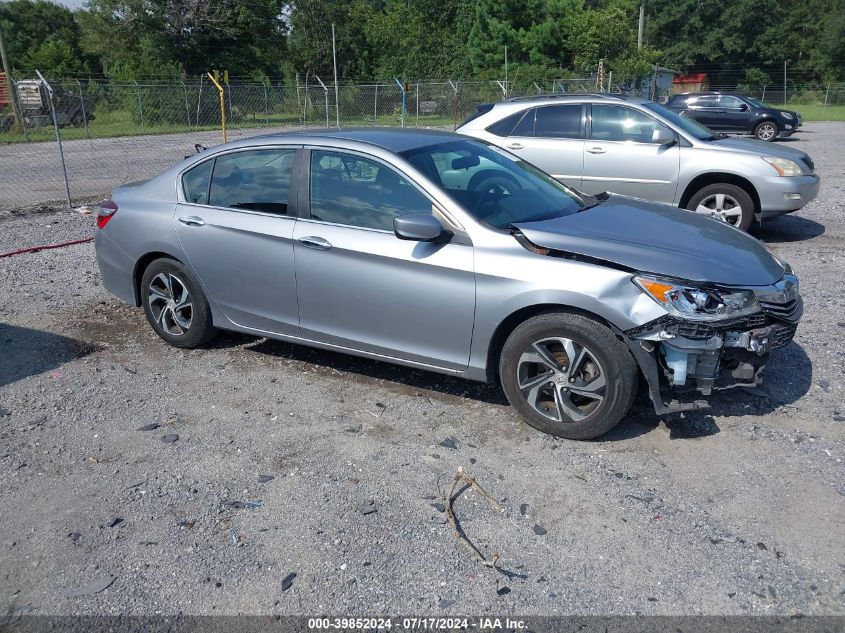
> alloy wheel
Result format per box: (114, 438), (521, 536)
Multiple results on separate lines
(148, 273), (193, 336)
(756, 123), (777, 141)
(516, 337), (606, 423)
(693, 193), (743, 225)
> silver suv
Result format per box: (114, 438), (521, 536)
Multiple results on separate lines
(457, 94), (820, 231)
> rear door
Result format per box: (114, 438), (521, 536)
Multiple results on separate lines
(292, 148), (475, 370)
(174, 146), (302, 336)
(497, 104), (585, 189)
(580, 104), (679, 203)
(718, 95), (751, 131)
(686, 95), (725, 128)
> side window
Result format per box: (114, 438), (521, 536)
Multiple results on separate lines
(695, 95), (719, 107)
(534, 105), (583, 139)
(590, 105), (669, 144)
(208, 148), (296, 215)
(509, 108), (536, 137)
(181, 159), (213, 205)
(486, 110), (526, 137)
(310, 150), (431, 231)
(719, 95), (744, 109)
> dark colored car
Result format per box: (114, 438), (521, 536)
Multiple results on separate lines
(666, 92), (801, 141)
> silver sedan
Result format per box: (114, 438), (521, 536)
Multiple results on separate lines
(95, 129), (801, 439)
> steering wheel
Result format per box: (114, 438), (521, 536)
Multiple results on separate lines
(471, 176), (516, 218)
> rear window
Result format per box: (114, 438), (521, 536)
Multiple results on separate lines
(459, 103), (494, 127)
(485, 110), (527, 137)
(534, 105), (582, 139)
(182, 159), (213, 205)
(208, 148), (296, 215)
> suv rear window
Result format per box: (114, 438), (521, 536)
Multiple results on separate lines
(485, 110), (527, 137)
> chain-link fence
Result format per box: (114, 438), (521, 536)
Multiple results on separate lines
(1, 75), (843, 211)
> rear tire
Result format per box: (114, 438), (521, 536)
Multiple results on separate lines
(754, 120), (778, 141)
(499, 312), (638, 440)
(686, 183), (754, 231)
(141, 258), (217, 349)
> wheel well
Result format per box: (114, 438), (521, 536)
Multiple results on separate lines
(132, 252), (180, 306)
(485, 303), (619, 383)
(679, 173), (760, 213)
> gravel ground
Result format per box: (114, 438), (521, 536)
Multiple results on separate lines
(0, 123), (843, 617)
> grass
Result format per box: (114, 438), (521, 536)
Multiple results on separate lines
(0, 108), (458, 144)
(772, 103), (845, 122)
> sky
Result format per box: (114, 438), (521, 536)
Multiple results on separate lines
(52, 0), (86, 8)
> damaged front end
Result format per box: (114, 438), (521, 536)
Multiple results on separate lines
(624, 276), (802, 415)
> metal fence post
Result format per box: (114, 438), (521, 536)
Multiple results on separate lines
(415, 82), (419, 126)
(394, 79), (406, 127)
(315, 76), (329, 127)
(373, 83), (378, 123)
(76, 79), (90, 139)
(35, 70), (72, 207)
(263, 82), (269, 124)
(181, 81), (191, 129)
(133, 81), (144, 131)
(762, 85), (766, 101)
(824, 83), (830, 114)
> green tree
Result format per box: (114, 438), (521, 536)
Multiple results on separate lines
(0, 0), (96, 78)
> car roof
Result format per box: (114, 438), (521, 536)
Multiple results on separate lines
(245, 127), (465, 153)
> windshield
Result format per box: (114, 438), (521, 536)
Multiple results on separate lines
(400, 139), (584, 229)
(642, 101), (718, 141)
(746, 97), (768, 108)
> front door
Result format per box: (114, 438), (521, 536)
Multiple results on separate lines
(293, 149), (475, 370)
(174, 146), (301, 336)
(499, 104), (585, 190)
(580, 104), (680, 203)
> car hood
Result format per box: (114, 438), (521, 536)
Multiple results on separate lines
(709, 136), (809, 162)
(513, 195), (785, 286)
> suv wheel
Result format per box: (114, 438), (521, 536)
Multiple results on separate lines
(499, 313), (638, 440)
(754, 120), (778, 141)
(141, 258), (218, 348)
(686, 183), (754, 231)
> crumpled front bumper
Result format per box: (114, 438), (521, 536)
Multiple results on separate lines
(622, 299), (802, 415)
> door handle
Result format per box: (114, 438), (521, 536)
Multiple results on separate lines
(298, 236), (332, 250)
(587, 147), (606, 154)
(506, 143), (523, 150)
(178, 216), (205, 227)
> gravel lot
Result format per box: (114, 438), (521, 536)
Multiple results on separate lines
(0, 123), (843, 618)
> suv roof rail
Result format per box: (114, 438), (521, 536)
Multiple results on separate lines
(503, 92), (627, 103)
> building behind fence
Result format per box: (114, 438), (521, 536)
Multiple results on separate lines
(1, 74), (843, 211)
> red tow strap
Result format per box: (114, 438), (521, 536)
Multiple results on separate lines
(0, 236), (94, 259)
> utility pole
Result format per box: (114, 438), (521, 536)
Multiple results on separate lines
(638, 4), (645, 49)
(0, 23), (23, 129)
(504, 45), (508, 97)
(331, 23), (339, 128)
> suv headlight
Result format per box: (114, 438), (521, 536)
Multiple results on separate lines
(780, 112), (794, 120)
(634, 276), (760, 322)
(762, 156), (802, 176)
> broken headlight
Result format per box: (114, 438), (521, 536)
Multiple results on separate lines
(634, 276), (760, 322)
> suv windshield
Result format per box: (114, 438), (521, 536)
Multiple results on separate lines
(642, 101), (718, 141)
(746, 97), (768, 108)
(400, 139), (584, 229)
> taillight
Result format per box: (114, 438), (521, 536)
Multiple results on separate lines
(96, 199), (118, 229)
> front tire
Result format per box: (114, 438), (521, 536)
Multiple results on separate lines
(754, 120), (778, 141)
(686, 183), (754, 231)
(499, 313), (638, 440)
(141, 258), (218, 348)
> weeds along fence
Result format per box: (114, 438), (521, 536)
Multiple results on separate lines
(1, 76), (843, 211)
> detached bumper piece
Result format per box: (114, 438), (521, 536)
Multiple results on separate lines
(624, 299), (801, 415)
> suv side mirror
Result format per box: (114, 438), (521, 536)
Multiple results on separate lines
(651, 128), (675, 145)
(394, 213), (451, 242)
(739, 103), (749, 111)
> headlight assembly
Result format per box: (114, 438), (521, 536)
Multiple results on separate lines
(780, 112), (794, 120)
(762, 156), (802, 176)
(634, 276), (761, 322)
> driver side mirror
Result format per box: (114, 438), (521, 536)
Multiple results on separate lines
(651, 128), (676, 145)
(394, 213), (452, 243)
